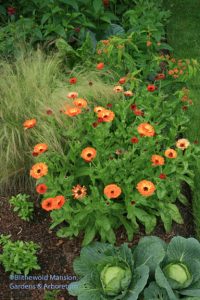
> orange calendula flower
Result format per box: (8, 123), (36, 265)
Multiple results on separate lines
(113, 85), (124, 93)
(81, 147), (97, 162)
(151, 155), (165, 166)
(104, 184), (122, 199)
(94, 106), (105, 113)
(96, 62), (104, 70)
(164, 148), (177, 158)
(23, 119), (36, 129)
(54, 195), (65, 209)
(136, 180), (156, 197)
(30, 162), (48, 179)
(72, 184), (87, 199)
(176, 138), (190, 150)
(124, 91), (133, 97)
(41, 198), (55, 211)
(118, 77), (126, 84)
(146, 40), (152, 47)
(33, 143), (48, 155)
(36, 183), (48, 194)
(64, 107), (82, 117)
(168, 70), (174, 75)
(101, 39), (109, 45)
(67, 92), (78, 99)
(73, 98), (88, 108)
(97, 109), (115, 122)
(137, 123), (155, 137)
(69, 77), (77, 84)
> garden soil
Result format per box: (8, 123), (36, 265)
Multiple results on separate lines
(0, 184), (195, 300)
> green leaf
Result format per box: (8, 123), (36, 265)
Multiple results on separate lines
(96, 215), (111, 232)
(134, 207), (157, 234)
(54, 25), (66, 38)
(167, 204), (183, 224)
(144, 282), (169, 300)
(134, 236), (166, 273)
(179, 288), (200, 297)
(119, 216), (135, 241)
(157, 188), (166, 199)
(178, 194), (189, 205)
(158, 43), (173, 51)
(0, 5), (6, 15)
(167, 236), (200, 262)
(73, 242), (114, 277)
(41, 13), (51, 25)
(155, 266), (177, 300)
(160, 211), (172, 232)
(68, 276), (102, 299)
(125, 265), (149, 300)
(60, 0), (79, 10)
(104, 23), (125, 38)
(82, 226), (96, 246)
(93, 0), (103, 14)
(118, 243), (134, 269)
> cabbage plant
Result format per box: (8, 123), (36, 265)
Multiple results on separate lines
(68, 236), (200, 300)
(68, 242), (149, 299)
(139, 236), (200, 300)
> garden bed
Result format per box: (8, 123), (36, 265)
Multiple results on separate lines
(0, 183), (194, 300)
(1, 1), (200, 299)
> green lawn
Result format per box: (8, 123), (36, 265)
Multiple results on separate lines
(164, 0), (200, 238)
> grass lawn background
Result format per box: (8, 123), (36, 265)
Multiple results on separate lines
(164, 0), (200, 238)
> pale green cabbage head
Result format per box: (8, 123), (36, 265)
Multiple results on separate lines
(100, 263), (132, 296)
(164, 262), (191, 285)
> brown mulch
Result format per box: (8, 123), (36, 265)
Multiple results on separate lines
(0, 184), (195, 300)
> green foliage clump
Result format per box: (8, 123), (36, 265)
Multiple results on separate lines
(44, 290), (59, 300)
(0, 0), (130, 57)
(9, 193), (34, 221)
(0, 234), (40, 275)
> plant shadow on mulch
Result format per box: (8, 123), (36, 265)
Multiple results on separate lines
(0, 182), (195, 300)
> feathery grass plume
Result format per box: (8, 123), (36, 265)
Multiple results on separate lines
(0, 49), (119, 192)
(0, 50), (65, 190)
